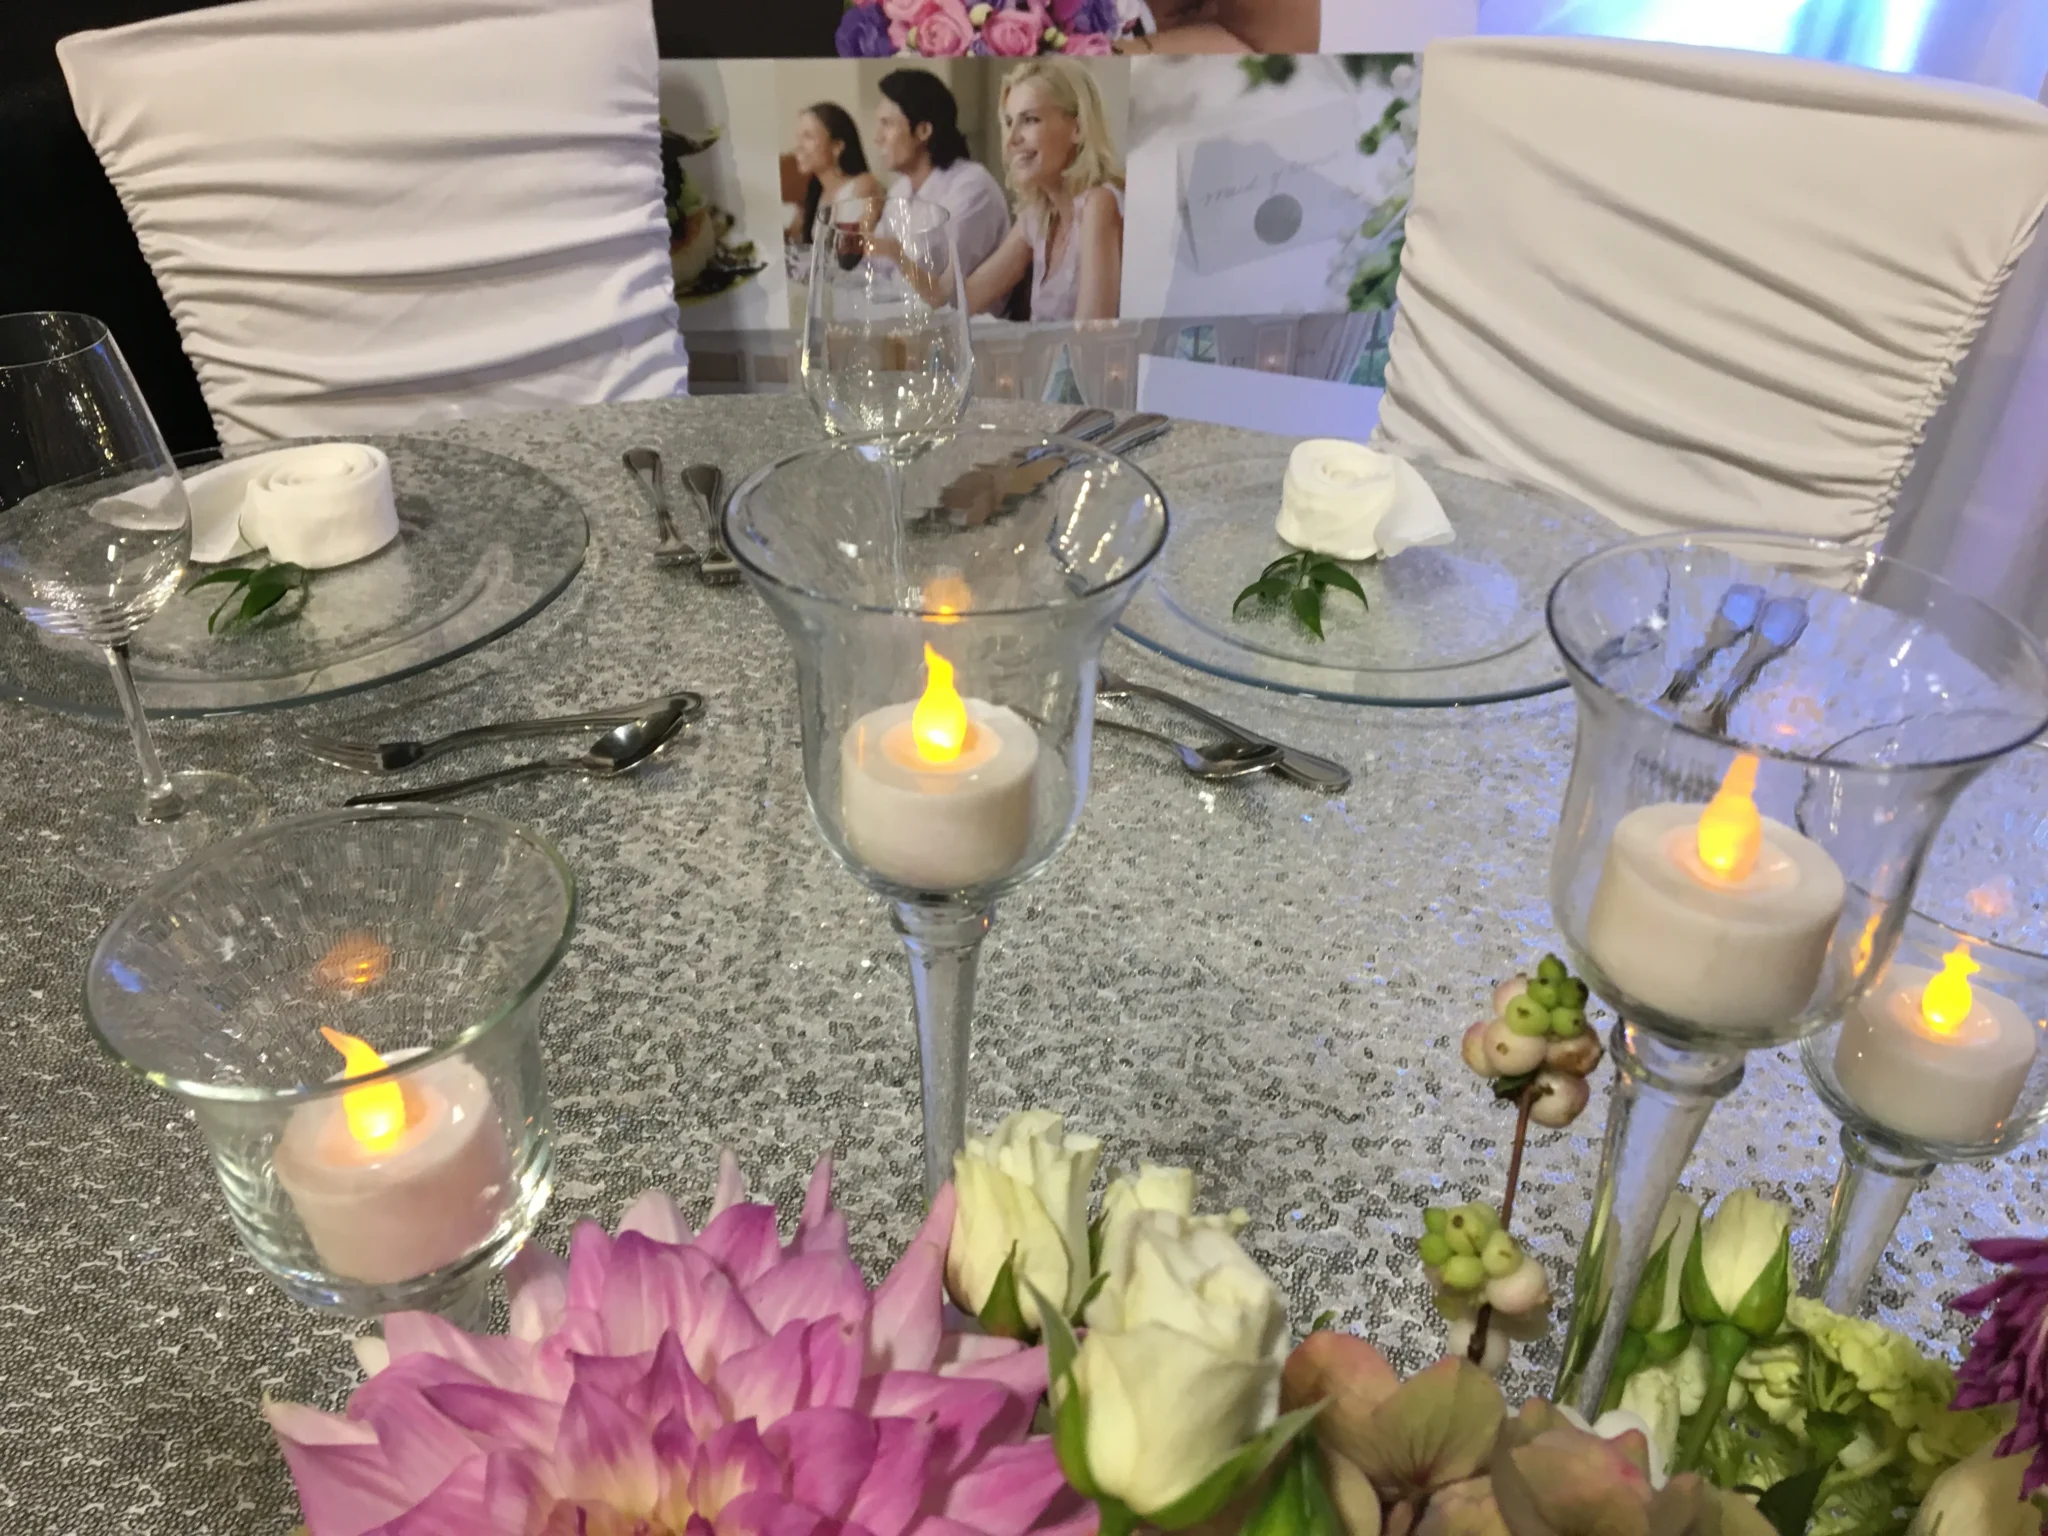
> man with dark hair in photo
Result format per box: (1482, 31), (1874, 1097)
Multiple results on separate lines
(874, 69), (1012, 282)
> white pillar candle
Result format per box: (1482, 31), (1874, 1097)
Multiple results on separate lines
(839, 646), (1039, 893)
(1835, 950), (2037, 1144)
(1585, 757), (1845, 1034)
(275, 1041), (512, 1286)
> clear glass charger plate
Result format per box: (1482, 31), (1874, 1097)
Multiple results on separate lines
(0, 435), (588, 720)
(1116, 449), (1623, 706)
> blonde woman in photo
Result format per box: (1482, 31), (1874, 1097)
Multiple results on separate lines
(959, 59), (1125, 322)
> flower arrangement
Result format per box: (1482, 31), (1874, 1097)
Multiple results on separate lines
(264, 965), (2048, 1536)
(835, 0), (1122, 59)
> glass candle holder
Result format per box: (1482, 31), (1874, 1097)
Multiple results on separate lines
(726, 424), (1168, 1198)
(1801, 744), (2048, 1312)
(1544, 534), (2048, 1416)
(84, 806), (575, 1324)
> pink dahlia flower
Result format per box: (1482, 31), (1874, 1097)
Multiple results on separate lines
(267, 1155), (1085, 1536)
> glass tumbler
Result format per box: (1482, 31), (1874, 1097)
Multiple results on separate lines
(1543, 533), (2048, 1415)
(726, 424), (1169, 1197)
(85, 806), (575, 1324)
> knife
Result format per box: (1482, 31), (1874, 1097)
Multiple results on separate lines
(953, 413), (1174, 529)
(937, 408), (1116, 526)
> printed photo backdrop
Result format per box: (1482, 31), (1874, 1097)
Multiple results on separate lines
(660, 1), (1469, 427)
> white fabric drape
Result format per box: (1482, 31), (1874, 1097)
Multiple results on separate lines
(59, 0), (690, 445)
(1375, 36), (2048, 547)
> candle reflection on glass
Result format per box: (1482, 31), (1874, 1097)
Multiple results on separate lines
(1836, 940), (2038, 1144)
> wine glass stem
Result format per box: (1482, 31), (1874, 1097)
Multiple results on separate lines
(1811, 1127), (1933, 1314)
(105, 642), (184, 820)
(1556, 1023), (1745, 1417)
(892, 899), (993, 1202)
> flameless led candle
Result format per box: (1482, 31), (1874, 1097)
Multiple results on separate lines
(274, 1027), (512, 1285)
(1586, 755), (1846, 1033)
(840, 644), (1039, 892)
(1835, 942), (2037, 1144)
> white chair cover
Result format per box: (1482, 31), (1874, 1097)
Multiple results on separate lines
(1375, 37), (2048, 547)
(58, 0), (690, 446)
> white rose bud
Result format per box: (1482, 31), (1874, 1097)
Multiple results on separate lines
(1100, 1162), (1249, 1267)
(1908, 1449), (2043, 1536)
(948, 1110), (1102, 1328)
(1684, 1189), (1791, 1338)
(1075, 1212), (1287, 1516)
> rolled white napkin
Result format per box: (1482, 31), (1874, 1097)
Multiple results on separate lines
(183, 443), (399, 568)
(242, 445), (399, 568)
(1276, 439), (1454, 561)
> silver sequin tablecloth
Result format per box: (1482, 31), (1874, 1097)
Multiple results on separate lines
(1, 397), (2038, 1534)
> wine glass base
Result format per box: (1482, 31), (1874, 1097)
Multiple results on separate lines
(28, 770), (269, 887)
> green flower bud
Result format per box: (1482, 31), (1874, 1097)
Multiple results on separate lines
(1423, 1206), (1450, 1237)
(1444, 1221), (1477, 1258)
(1558, 977), (1589, 1009)
(1549, 1006), (1584, 1036)
(1536, 954), (1567, 985)
(1481, 1229), (1521, 1277)
(1441, 1254), (1486, 1292)
(1419, 1232), (1454, 1268)
(1504, 995), (1550, 1036)
(1525, 979), (1560, 1010)
(1459, 1203), (1500, 1237)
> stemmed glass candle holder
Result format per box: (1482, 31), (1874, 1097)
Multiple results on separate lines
(84, 807), (574, 1324)
(0, 311), (262, 873)
(1801, 744), (2048, 1312)
(726, 424), (1168, 1198)
(1545, 534), (2048, 1416)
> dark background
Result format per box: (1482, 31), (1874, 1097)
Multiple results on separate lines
(0, 0), (845, 453)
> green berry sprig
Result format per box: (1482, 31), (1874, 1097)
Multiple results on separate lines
(1460, 952), (1603, 1127)
(1418, 1203), (1550, 1320)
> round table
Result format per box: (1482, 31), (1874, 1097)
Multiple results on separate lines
(0, 396), (2030, 1534)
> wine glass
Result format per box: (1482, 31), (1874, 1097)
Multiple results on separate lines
(800, 199), (972, 442)
(0, 311), (263, 874)
(725, 424), (1168, 1197)
(1542, 533), (2048, 1415)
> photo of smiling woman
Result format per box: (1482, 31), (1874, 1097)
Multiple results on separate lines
(785, 101), (885, 245)
(958, 58), (1126, 323)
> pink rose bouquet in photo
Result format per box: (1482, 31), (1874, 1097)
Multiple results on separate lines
(835, 0), (1118, 58)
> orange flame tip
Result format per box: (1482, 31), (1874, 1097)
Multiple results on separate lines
(911, 644), (970, 764)
(1696, 754), (1763, 883)
(319, 1027), (408, 1154)
(1920, 942), (1980, 1037)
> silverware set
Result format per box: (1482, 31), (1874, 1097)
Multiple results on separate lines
(1096, 668), (1354, 792)
(291, 692), (704, 805)
(1663, 587), (1811, 732)
(624, 447), (740, 585)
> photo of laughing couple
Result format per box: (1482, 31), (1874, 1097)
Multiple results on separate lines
(782, 58), (1130, 322)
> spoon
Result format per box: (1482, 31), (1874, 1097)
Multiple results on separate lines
(343, 703), (695, 806)
(1094, 716), (1283, 779)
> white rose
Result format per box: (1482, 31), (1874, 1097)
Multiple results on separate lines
(1687, 1189), (1791, 1335)
(1099, 1162), (1248, 1263)
(948, 1110), (1102, 1328)
(1908, 1449), (2043, 1536)
(1075, 1211), (1287, 1515)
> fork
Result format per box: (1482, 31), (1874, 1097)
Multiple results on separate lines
(622, 447), (697, 567)
(292, 691), (704, 773)
(1096, 668), (1352, 791)
(681, 463), (743, 586)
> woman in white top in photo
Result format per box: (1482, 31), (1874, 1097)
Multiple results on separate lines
(786, 102), (885, 246)
(960, 59), (1126, 324)
(874, 69), (1011, 282)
